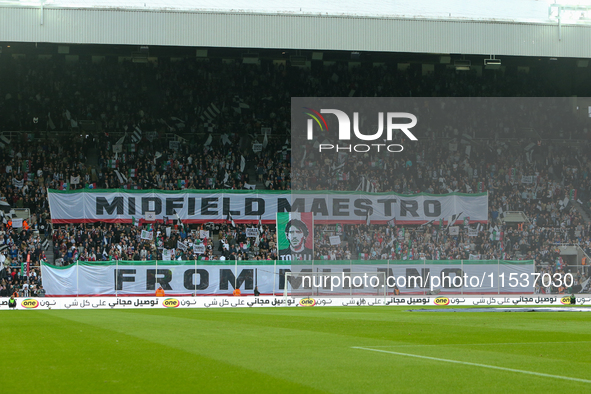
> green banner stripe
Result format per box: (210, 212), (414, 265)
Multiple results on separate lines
(47, 188), (487, 197)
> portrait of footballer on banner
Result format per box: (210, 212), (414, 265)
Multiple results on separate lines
(277, 212), (314, 261)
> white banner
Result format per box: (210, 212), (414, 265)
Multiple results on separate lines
(468, 227), (479, 237)
(246, 228), (259, 237)
(199, 230), (209, 239)
(41, 260), (534, 296)
(140, 230), (153, 240)
(47, 190), (488, 225)
(329, 235), (341, 245)
(448, 226), (459, 236)
(12, 218), (23, 228)
(521, 175), (534, 184)
(252, 143), (263, 153)
(194, 244), (206, 254)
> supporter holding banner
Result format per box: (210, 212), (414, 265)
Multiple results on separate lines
(329, 235), (341, 245)
(246, 228), (259, 237)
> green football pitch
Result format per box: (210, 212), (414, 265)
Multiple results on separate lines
(3, 306), (590, 393)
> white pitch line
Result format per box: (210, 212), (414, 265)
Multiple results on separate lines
(364, 340), (591, 348)
(352, 347), (591, 384)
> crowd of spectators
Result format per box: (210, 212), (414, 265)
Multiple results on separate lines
(45, 221), (277, 264)
(1, 56), (591, 295)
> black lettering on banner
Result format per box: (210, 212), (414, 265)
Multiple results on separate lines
(128, 197), (136, 215)
(222, 197), (240, 216)
(183, 269), (209, 290)
(342, 268), (351, 289)
(142, 197), (162, 215)
(201, 198), (218, 215)
(188, 198), (196, 216)
(311, 198), (329, 216)
(405, 268), (430, 288)
(400, 200), (419, 217)
(377, 268), (395, 288)
(424, 200), (441, 217)
(353, 199), (373, 217)
(146, 269), (173, 290)
(292, 198), (305, 212)
(166, 198), (184, 216)
(279, 269), (313, 290)
(332, 199), (349, 216)
(96, 197), (124, 215)
(290, 198), (306, 213)
(441, 269), (463, 289)
(115, 269), (136, 291)
(342, 268), (363, 289)
(277, 198), (292, 212)
(277, 198), (305, 213)
(245, 198), (265, 215)
(377, 199), (397, 216)
(322, 269), (332, 290)
(219, 269), (254, 290)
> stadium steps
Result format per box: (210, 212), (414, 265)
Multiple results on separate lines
(246, 165), (265, 190)
(573, 201), (591, 224)
(212, 233), (222, 256)
(86, 145), (100, 168)
(44, 239), (55, 264)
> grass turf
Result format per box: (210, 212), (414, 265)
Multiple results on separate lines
(2, 306), (590, 393)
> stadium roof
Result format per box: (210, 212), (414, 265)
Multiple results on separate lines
(0, 0), (554, 21)
(1, 0), (591, 58)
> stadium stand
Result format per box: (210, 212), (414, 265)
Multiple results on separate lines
(1, 55), (590, 295)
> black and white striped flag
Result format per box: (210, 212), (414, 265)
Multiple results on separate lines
(366, 210), (371, 226)
(0, 244), (7, 252)
(226, 212), (236, 227)
(0, 207), (8, 224)
(232, 96), (250, 114)
(446, 212), (463, 229)
(200, 103), (221, 122)
(131, 126), (142, 143)
(175, 212), (184, 229)
(421, 218), (436, 227)
(114, 170), (127, 184)
(356, 176), (376, 193)
(203, 121), (215, 133)
(42, 239), (50, 250)
(460, 134), (472, 145)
